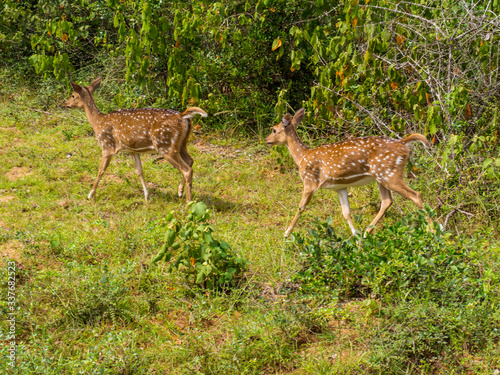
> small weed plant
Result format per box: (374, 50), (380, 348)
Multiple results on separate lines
(153, 202), (248, 290)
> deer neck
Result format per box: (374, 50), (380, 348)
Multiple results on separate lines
(285, 128), (308, 166)
(82, 97), (103, 130)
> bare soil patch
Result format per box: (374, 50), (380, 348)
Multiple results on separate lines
(0, 195), (15, 203)
(6, 166), (33, 181)
(1, 240), (24, 261)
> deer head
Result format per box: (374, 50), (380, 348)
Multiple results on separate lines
(265, 108), (305, 146)
(65, 77), (102, 109)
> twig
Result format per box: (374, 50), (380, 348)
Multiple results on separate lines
(315, 83), (398, 137)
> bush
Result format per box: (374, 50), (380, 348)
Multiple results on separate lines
(370, 298), (500, 371)
(291, 212), (500, 370)
(153, 202), (248, 290)
(292, 210), (486, 302)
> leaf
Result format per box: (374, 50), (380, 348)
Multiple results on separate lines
(192, 201), (207, 218)
(149, 24), (158, 39)
(152, 244), (167, 263)
(364, 50), (371, 64)
(164, 229), (177, 247)
(465, 104), (472, 119)
(272, 37), (282, 51)
(204, 231), (213, 245)
(118, 23), (126, 43)
(196, 273), (205, 285)
(483, 158), (493, 168)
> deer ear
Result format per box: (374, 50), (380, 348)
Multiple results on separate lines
(70, 82), (84, 95)
(282, 113), (292, 127)
(292, 108), (305, 126)
(88, 77), (102, 94)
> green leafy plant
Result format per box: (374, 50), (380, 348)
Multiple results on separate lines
(291, 210), (487, 303)
(291, 212), (500, 369)
(153, 201), (248, 290)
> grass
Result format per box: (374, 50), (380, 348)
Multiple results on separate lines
(0, 78), (499, 374)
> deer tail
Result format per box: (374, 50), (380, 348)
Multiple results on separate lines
(181, 107), (208, 119)
(400, 134), (431, 148)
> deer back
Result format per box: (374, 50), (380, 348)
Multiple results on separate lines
(299, 137), (412, 188)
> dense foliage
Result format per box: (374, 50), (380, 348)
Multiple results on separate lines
(2, 1), (499, 141)
(291, 213), (500, 369)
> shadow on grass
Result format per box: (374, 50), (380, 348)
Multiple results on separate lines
(194, 193), (239, 212)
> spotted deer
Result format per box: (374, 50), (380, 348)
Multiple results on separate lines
(265, 108), (432, 237)
(65, 77), (207, 203)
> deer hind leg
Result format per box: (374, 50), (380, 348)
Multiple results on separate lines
(364, 183), (392, 237)
(132, 154), (149, 202)
(285, 185), (316, 237)
(163, 152), (193, 203)
(382, 178), (435, 228)
(89, 152), (114, 199)
(383, 179), (424, 209)
(337, 188), (357, 235)
(177, 145), (194, 198)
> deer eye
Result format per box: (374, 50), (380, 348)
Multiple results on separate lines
(273, 129), (276, 133)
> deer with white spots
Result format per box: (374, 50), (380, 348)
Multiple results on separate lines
(65, 77), (207, 203)
(265, 108), (432, 237)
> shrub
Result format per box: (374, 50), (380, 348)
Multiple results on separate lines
(153, 202), (248, 290)
(291, 211), (500, 370)
(291, 210), (486, 302)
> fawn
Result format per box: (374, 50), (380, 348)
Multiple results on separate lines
(265, 108), (431, 237)
(65, 77), (207, 203)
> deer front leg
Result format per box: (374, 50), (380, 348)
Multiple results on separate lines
(284, 187), (315, 237)
(337, 188), (357, 235)
(178, 146), (194, 198)
(88, 152), (113, 199)
(133, 154), (149, 202)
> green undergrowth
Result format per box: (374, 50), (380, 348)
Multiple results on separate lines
(0, 78), (499, 374)
(291, 212), (500, 371)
